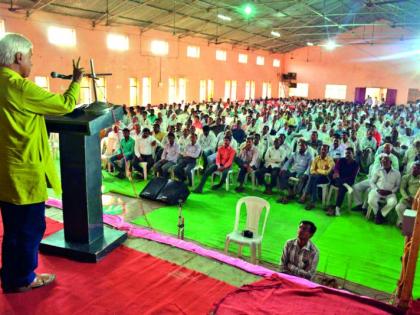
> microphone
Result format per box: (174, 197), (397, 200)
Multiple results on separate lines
(51, 72), (73, 80)
(51, 72), (113, 80)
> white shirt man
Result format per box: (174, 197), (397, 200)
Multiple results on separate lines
(134, 133), (157, 157)
(367, 156), (401, 224)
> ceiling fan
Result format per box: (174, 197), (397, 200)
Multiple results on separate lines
(365, 0), (408, 8)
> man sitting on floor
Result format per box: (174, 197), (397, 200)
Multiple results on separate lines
(299, 144), (334, 210)
(109, 128), (135, 179)
(395, 162), (420, 228)
(278, 141), (312, 204)
(280, 221), (319, 280)
(368, 155), (401, 224)
(255, 137), (287, 195)
(152, 132), (180, 178)
(327, 147), (359, 216)
(174, 133), (201, 186)
(234, 137), (259, 192)
(194, 136), (236, 193)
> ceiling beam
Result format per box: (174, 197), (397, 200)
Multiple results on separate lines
(27, 0), (57, 16)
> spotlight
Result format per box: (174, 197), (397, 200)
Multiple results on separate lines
(271, 31), (281, 37)
(244, 4), (253, 16)
(325, 40), (337, 50)
(306, 42), (314, 46)
(217, 14), (232, 22)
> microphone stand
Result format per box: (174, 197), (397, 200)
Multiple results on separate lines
(177, 199), (185, 240)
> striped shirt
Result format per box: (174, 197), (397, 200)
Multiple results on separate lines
(280, 239), (319, 280)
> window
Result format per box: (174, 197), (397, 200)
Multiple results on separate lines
(216, 49), (227, 61)
(34, 76), (49, 91)
(199, 80), (206, 102)
(245, 80), (255, 100)
(238, 53), (248, 64)
(151, 40), (168, 56)
(224, 80), (237, 101)
(273, 59), (280, 68)
(168, 78), (187, 103)
(129, 78), (138, 106)
(325, 84), (347, 100)
(231, 80), (237, 101)
(207, 79), (214, 100)
(278, 82), (286, 98)
(95, 77), (107, 102)
(142, 77), (152, 106)
(107, 34), (129, 51)
(168, 78), (177, 104)
(262, 82), (272, 99)
(256, 56), (265, 66)
(178, 78), (186, 103)
(289, 83), (309, 97)
(187, 45), (200, 58)
(0, 20), (5, 38)
(80, 77), (92, 105)
(200, 79), (214, 101)
(47, 26), (76, 47)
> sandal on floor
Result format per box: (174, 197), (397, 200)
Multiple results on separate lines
(4, 273), (56, 293)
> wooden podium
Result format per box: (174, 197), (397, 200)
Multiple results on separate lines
(39, 103), (127, 262)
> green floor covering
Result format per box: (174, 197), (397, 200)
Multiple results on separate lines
(50, 165), (420, 297)
(127, 179), (420, 298)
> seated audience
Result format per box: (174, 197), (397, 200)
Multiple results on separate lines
(109, 128), (135, 178)
(174, 133), (201, 186)
(234, 137), (259, 192)
(133, 128), (157, 176)
(194, 136), (236, 193)
(152, 132), (180, 178)
(255, 138), (287, 195)
(278, 141), (312, 204)
(395, 162), (420, 228)
(368, 155), (401, 224)
(300, 144), (334, 210)
(327, 147), (359, 216)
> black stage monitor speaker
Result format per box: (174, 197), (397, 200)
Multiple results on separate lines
(282, 73), (289, 81)
(156, 180), (190, 205)
(140, 177), (168, 200)
(288, 72), (297, 80)
(289, 82), (297, 88)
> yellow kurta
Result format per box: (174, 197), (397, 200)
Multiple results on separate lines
(0, 67), (80, 205)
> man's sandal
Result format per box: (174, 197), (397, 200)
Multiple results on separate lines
(4, 273), (56, 293)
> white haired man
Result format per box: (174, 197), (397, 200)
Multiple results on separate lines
(0, 33), (83, 293)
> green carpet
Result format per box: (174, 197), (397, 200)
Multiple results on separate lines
(130, 180), (420, 298)
(49, 159), (419, 297)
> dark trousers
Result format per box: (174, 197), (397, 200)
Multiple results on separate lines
(235, 157), (256, 185)
(133, 154), (154, 173)
(196, 163), (230, 190)
(174, 157), (196, 184)
(255, 166), (280, 189)
(109, 153), (134, 173)
(0, 201), (46, 290)
(331, 178), (354, 207)
(304, 174), (330, 203)
(202, 149), (214, 170)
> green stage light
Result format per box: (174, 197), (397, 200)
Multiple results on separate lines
(244, 4), (252, 15)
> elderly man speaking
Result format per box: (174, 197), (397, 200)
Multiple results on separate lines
(0, 33), (83, 293)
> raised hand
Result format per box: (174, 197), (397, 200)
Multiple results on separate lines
(72, 57), (84, 83)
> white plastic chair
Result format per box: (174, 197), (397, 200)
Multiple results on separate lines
(326, 183), (354, 212)
(211, 169), (234, 191)
(224, 196), (270, 264)
(317, 183), (330, 208)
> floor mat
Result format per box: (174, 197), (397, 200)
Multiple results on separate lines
(130, 182), (419, 297)
(0, 218), (235, 315)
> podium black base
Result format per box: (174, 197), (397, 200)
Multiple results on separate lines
(39, 226), (127, 262)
